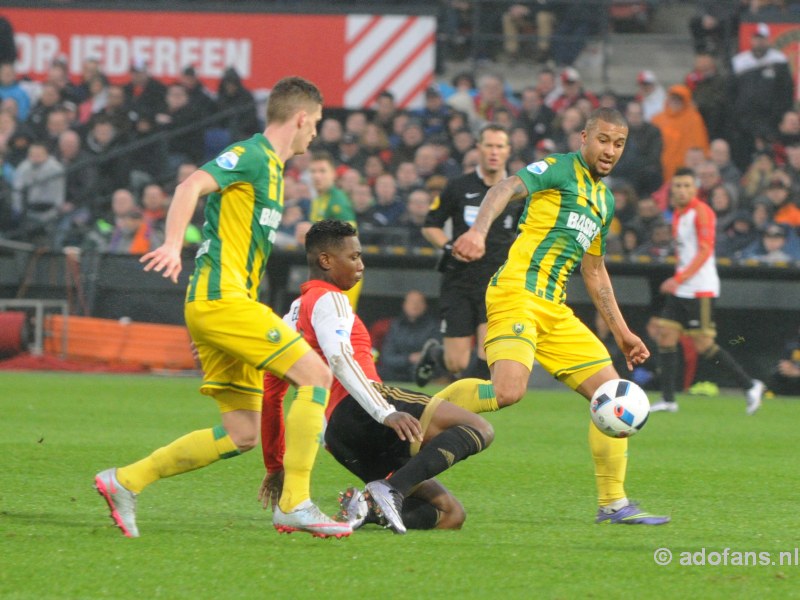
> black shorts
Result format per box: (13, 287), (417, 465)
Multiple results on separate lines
(438, 273), (489, 338)
(324, 382), (443, 483)
(659, 295), (717, 336)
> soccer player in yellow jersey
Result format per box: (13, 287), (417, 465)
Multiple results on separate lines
(453, 108), (670, 525)
(94, 76), (353, 538)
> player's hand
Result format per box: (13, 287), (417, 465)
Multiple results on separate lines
(778, 359), (800, 378)
(618, 332), (650, 371)
(452, 229), (486, 262)
(189, 340), (202, 370)
(140, 244), (182, 284)
(258, 469), (284, 510)
(383, 411), (423, 443)
(659, 277), (680, 295)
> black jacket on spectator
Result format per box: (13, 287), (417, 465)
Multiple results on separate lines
(60, 147), (98, 213)
(160, 102), (206, 165)
(691, 72), (730, 141)
(216, 68), (260, 140)
(127, 116), (169, 184)
(125, 77), (167, 121)
(378, 312), (440, 382)
(613, 121), (663, 196)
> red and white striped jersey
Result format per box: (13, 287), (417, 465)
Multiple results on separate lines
(672, 197), (720, 298)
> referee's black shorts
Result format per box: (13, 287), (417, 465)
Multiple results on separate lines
(324, 383), (443, 483)
(439, 273), (488, 337)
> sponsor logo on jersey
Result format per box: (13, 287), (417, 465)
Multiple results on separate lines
(259, 207), (282, 228)
(465, 192), (481, 199)
(216, 151), (239, 169)
(527, 160), (549, 175)
(266, 328), (281, 343)
(335, 329), (348, 338)
(566, 211), (601, 251)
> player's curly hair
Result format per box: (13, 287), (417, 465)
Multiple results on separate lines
(305, 219), (358, 263)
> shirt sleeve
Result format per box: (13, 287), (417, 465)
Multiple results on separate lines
(424, 182), (455, 228)
(311, 291), (395, 423)
(200, 142), (262, 191)
(516, 155), (559, 195)
(261, 372), (289, 473)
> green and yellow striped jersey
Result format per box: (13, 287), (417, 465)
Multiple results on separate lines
(491, 151), (614, 305)
(187, 133), (284, 303)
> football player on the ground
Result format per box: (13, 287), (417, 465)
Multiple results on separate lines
(259, 220), (494, 534)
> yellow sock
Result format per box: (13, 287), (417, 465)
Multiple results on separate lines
(436, 378), (498, 413)
(589, 421), (628, 507)
(279, 386), (329, 512)
(117, 425), (239, 494)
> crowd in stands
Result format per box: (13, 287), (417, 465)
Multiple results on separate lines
(1, 4), (800, 267)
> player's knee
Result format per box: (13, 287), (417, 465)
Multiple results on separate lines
(494, 380), (525, 407)
(228, 429), (259, 452)
(473, 418), (495, 449)
(444, 354), (470, 374)
(436, 497), (466, 530)
(305, 366), (333, 389)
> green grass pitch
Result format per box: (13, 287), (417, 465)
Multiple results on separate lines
(1, 371), (798, 599)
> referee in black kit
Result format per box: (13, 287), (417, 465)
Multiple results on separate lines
(414, 123), (521, 385)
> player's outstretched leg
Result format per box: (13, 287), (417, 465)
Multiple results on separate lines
(94, 468), (139, 538)
(589, 422), (669, 526)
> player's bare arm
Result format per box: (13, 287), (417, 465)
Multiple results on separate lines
(421, 226), (450, 249)
(452, 174), (527, 261)
(140, 169), (219, 283)
(581, 253), (650, 369)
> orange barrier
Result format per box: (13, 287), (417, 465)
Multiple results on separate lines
(44, 315), (195, 371)
(0, 312), (27, 357)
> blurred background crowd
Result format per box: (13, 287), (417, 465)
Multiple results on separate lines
(0, 0), (799, 266)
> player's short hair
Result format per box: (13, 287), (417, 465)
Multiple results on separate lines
(673, 166), (695, 179)
(310, 150), (336, 167)
(305, 219), (358, 264)
(266, 76), (323, 124)
(478, 122), (509, 143)
(585, 107), (627, 132)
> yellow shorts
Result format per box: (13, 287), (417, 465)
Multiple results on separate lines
(485, 284), (611, 390)
(185, 298), (311, 399)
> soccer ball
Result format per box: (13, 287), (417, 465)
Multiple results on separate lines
(590, 379), (650, 438)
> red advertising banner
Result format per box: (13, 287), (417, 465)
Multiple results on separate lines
(739, 21), (800, 100)
(1, 7), (436, 108)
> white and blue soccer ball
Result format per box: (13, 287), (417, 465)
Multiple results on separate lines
(590, 379), (650, 438)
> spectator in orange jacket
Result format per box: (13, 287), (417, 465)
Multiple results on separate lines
(651, 84), (709, 183)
